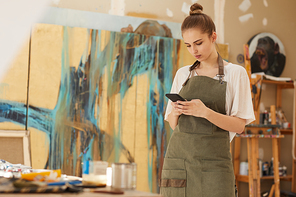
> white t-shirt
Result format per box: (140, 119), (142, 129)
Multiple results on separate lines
(164, 63), (256, 142)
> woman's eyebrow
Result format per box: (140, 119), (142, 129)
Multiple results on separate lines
(184, 38), (202, 45)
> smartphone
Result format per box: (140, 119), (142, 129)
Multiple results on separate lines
(165, 93), (186, 102)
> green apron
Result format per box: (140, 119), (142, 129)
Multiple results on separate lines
(160, 55), (235, 197)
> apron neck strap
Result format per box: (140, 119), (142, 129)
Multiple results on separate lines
(216, 53), (225, 84)
(182, 53), (225, 86)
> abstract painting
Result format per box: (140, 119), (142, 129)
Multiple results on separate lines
(0, 23), (196, 192)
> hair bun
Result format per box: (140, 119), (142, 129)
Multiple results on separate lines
(189, 3), (203, 15)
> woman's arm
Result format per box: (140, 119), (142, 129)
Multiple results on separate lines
(205, 108), (246, 133)
(176, 99), (246, 133)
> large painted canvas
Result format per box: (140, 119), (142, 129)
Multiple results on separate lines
(0, 22), (229, 192)
(30, 24), (184, 192)
(0, 22), (231, 193)
(0, 23), (197, 192)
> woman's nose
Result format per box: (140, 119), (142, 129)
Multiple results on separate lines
(192, 45), (197, 53)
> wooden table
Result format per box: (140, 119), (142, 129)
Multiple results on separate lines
(0, 187), (163, 197)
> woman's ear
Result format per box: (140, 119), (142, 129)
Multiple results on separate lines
(211, 32), (217, 43)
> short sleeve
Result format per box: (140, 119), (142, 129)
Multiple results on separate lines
(228, 67), (255, 125)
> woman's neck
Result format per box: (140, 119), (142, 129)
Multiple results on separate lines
(199, 50), (218, 69)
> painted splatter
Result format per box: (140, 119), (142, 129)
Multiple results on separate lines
(0, 25), (182, 192)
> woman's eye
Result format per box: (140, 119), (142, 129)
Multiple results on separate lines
(196, 42), (202, 45)
(186, 45), (191, 48)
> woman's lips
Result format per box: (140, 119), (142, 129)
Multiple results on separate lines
(194, 55), (201, 59)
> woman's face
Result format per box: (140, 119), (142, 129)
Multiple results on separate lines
(183, 28), (216, 62)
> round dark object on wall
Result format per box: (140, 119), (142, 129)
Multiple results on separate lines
(247, 32), (286, 77)
(237, 54), (244, 63)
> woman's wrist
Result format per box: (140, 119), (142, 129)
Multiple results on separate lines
(203, 107), (212, 119)
(172, 112), (181, 117)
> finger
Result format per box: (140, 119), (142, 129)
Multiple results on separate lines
(177, 100), (184, 104)
(177, 101), (188, 105)
(172, 102), (179, 108)
(181, 110), (190, 116)
(175, 105), (183, 110)
(175, 104), (184, 109)
(173, 106), (179, 111)
(179, 103), (191, 110)
(184, 110), (193, 116)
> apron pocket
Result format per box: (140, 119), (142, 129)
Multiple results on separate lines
(160, 170), (186, 197)
(160, 158), (186, 197)
(178, 101), (217, 135)
(202, 159), (233, 173)
(162, 158), (185, 170)
(201, 171), (235, 197)
(178, 116), (216, 135)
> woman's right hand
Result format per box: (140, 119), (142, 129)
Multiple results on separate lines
(167, 102), (182, 130)
(171, 102), (183, 116)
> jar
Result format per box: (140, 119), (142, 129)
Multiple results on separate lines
(111, 163), (137, 190)
(239, 162), (248, 175)
(278, 167), (283, 176)
(283, 166), (287, 176)
(262, 162), (269, 176)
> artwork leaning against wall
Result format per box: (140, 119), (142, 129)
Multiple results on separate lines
(0, 23), (196, 193)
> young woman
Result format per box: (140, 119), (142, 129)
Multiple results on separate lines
(160, 3), (255, 197)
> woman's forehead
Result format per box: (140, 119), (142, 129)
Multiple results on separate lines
(183, 29), (208, 43)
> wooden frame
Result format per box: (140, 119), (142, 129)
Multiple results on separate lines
(292, 81), (296, 192)
(235, 135), (283, 197)
(0, 130), (31, 167)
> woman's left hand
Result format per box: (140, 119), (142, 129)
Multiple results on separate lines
(176, 99), (209, 118)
